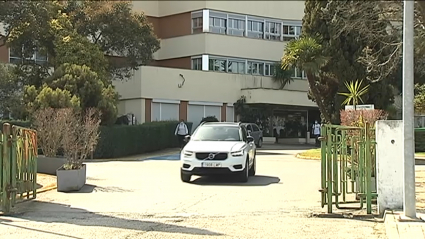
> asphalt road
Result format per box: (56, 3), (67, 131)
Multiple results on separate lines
(0, 144), (387, 239)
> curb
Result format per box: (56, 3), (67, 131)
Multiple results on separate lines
(37, 183), (57, 194)
(295, 153), (320, 160)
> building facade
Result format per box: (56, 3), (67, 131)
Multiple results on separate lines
(0, 1), (320, 139)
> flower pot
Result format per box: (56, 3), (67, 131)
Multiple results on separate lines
(37, 155), (67, 175)
(56, 164), (87, 192)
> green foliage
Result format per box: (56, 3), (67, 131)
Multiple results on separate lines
(200, 116), (219, 124)
(64, 0), (160, 79)
(281, 37), (328, 73)
(281, 36), (332, 123)
(93, 121), (193, 159)
(301, 0), (396, 124)
(272, 62), (294, 89)
(0, 64), (22, 118)
(338, 80), (370, 107)
(415, 129), (425, 152)
(415, 84), (425, 114)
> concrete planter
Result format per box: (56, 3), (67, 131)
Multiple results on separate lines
(56, 164), (87, 192)
(37, 156), (67, 175)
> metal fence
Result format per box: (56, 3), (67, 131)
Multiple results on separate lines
(319, 123), (377, 214)
(0, 123), (37, 214)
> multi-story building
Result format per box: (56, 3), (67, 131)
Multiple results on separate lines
(0, 1), (320, 141)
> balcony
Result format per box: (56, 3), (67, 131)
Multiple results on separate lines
(113, 66), (316, 108)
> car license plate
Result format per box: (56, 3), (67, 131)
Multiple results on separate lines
(202, 162), (222, 167)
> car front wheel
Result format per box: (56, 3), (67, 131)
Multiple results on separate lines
(181, 171), (191, 183)
(249, 154), (256, 176)
(237, 158), (249, 183)
(257, 138), (263, 148)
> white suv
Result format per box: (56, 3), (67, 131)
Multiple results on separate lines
(180, 122), (256, 183)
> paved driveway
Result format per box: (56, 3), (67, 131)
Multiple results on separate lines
(0, 144), (386, 239)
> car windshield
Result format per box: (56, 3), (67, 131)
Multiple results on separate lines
(192, 126), (241, 141)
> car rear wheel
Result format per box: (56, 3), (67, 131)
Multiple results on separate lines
(257, 138), (263, 148)
(237, 158), (249, 183)
(181, 171), (191, 183)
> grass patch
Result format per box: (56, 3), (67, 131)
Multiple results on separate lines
(296, 148), (322, 160)
(297, 149), (425, 160)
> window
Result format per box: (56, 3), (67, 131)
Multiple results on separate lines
(283, 24), (302, 41)
(228, 60), (245, 74)
(209, 58), (226, 72)
(192, 58), (202, 70)
(247, 20), (264, 39)
(192, 17), (203, 34)
(265, 21), (281, 41)
(228, 18), (245, 36)
(252, 124), (260, 132)
(209, 17), (226, 34)
(265, 63), (276, 76)
(9, 47), (48, 66)
(248, 61), (264, 75)
(293, 67), (307, 79)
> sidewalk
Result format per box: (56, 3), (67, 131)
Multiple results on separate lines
(85, 147), (181, 162)
(384, 169), (425, 238)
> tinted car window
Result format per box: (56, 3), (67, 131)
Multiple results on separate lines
(192, 126), (241, 141)
(252, 124), (260, 131)
(246, 125), (253, 131)
(241, 127), (248, 141)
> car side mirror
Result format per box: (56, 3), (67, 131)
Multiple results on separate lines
(184, 135), (191, 142)
(247, 136), (254, 143)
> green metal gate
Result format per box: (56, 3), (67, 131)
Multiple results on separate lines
(319, 123), (377, 214)
(1, 123), (38, 214)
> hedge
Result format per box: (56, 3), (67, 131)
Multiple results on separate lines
(415, 128), (425, 152)
(92, 121), (193, 159)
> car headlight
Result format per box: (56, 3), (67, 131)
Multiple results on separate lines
(183, 150), (193, 157)
(231, 150), (244, 157)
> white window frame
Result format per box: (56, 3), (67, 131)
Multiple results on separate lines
(264, 62), (276, 76)
(248, 61), (265, 75)
(265, 21), (282, 41)
(191, 57), (202, 70)
(191, 11), (203, 34)
(293, 67), (307, 79)
(209, 57), (227, 72)
(247, 18), (264, 39)
(190, 9), (302, 42)
(227, 59), (246, 74)
(9, 47), (48, 65)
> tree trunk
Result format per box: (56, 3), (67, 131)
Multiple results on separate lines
(306, 72), (332, 123)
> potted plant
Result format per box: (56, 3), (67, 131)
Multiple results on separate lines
(33, 108), (68, 175)
(56, 108), (101, 192)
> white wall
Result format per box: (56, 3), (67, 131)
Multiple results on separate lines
(155, 33), (286, 62)
(113, 66), (313, 106)
(375, 120), (404, 215)
(135, 1), (305, 20)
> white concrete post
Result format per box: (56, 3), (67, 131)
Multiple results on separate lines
(376, 120), (404, 215)
(402, 0), (416, 218)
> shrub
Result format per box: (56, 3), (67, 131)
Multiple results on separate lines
(93, 121), (193, 159)
(415, 128), (425, 152)
(200, 116), (219, 124)
(340, 109), (388, 127)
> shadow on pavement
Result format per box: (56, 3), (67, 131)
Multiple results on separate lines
(308, 212), (383, 223)
(65, 184), (133, 194)
(256, 151), (293, 156)
(1, 201), (223, 237)
(191, 175), (281, 186)
(416, 159), (425, 165)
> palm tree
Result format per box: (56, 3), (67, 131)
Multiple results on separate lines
(272, 62), (294, 89)
(281, 37), (331, 123)
(338, 79), (370, 110)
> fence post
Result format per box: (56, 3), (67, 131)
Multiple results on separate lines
(2, 124), (11, 214)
